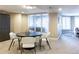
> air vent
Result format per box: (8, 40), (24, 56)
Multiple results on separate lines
(49, 6), (52, 9)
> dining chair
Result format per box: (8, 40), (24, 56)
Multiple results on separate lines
(40, 32), (51, 49)
(20, 37), (36, 54)
(8, 32), (19, 50)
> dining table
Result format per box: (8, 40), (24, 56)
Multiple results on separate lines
(16, 32), (42, 50)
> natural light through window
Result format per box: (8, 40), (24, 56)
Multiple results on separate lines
(28, 14), (49, 32)
(62, 17), (71, 30)
(74, 17), (79, 28)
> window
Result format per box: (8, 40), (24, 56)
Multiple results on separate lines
(28, 15), (35, 31)
(42, 14), (49, 32)
(62, 17), (71, 30)
(74, 17), (79, 28)
(28, 14), (49, 32)
(34, 14), (42, 32)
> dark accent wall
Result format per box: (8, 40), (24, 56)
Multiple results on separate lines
(0, 14), (10, 42)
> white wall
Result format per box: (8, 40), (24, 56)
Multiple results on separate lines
(10, 13), (28, 33)
(21, 14), (28, 32)
(49, 13), (60, 40)
(49, 13), (58, 37)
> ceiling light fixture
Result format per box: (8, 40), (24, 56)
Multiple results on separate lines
(58, 8), (62, 11)
(23, 5), (36, 9)
(22, 12), (24, 13)
(26, 6), (33, 9)
(23, 5), (26, 8)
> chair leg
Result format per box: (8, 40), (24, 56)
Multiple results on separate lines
(18, 38), (21, 50)
(46, 38), (51, 49)
(12, 41), (15, 46)
(8, 39), (14, 50)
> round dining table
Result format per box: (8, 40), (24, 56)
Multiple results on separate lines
(16, 32), (42, 50)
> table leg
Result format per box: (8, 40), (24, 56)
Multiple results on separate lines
(39, 37), (42, 50)
(18, 37), (22, 50)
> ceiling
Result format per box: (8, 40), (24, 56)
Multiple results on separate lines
(0, 5), (79, 15)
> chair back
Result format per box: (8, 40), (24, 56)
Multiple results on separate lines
(41, 32), (50, 38)
(9, 32), (17, 40)
(47, 32), (50, 37)
(21, 37), (36, 44)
